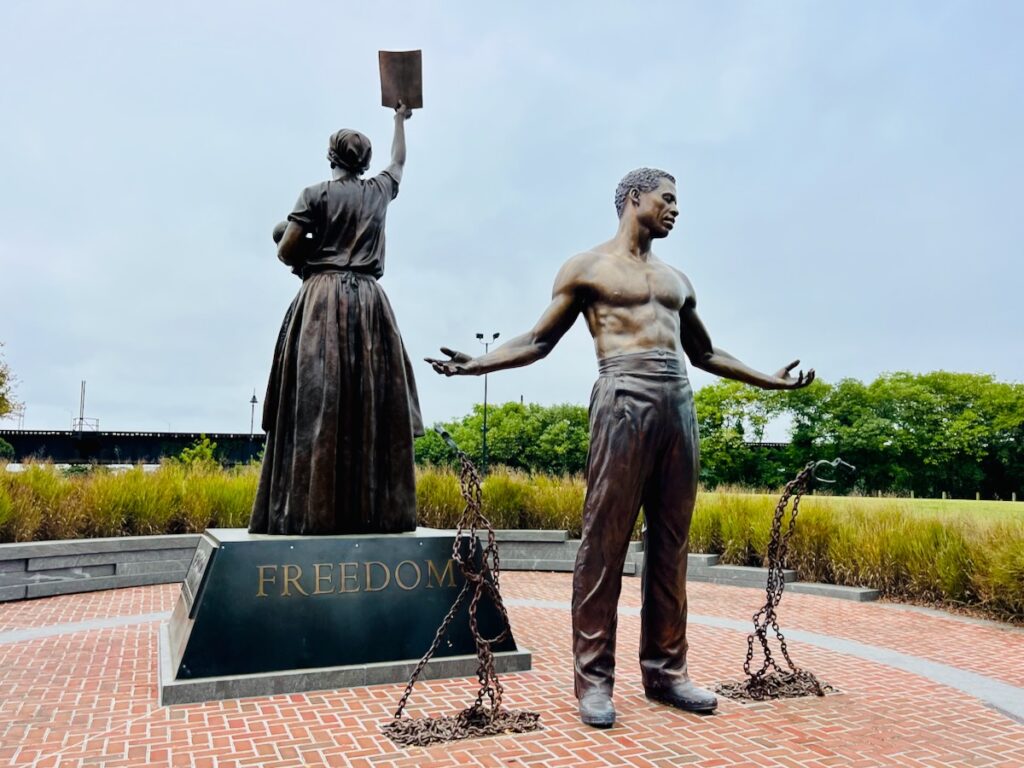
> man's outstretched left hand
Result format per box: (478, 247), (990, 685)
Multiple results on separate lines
(772, 359), (815, 389)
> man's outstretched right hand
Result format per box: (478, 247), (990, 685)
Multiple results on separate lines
(425, 347), (475, 376)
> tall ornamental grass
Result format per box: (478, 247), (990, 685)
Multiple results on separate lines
(0, 461), (258, 541)
(415, 466), (586, 535)
(689, 491), (1023, 620)
(1, 462), (1021, 621)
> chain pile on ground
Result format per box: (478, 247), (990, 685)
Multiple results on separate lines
(382, 430), (541, 747)
(716, 460), (843, 703)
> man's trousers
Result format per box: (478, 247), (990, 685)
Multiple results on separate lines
(572, 350), (699, 697)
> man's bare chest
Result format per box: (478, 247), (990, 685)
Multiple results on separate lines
(584, 261), (688, 312)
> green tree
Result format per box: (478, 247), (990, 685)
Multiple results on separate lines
(416, 372), (1024, 497)
(0, 343), (17, 421)
(415, 402), (589, 474)
(694, 380), (790, 487)
(529, 404), (589, 475)
(178, 435), (219, 469)
(783, 372), (1024, 498)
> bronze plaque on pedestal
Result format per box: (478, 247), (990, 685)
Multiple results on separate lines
(166, 528), (518, 680)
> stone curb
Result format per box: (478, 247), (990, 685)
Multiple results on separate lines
(0, 535), (202, 561)
(0, 531), (880, 604)
(788, 582), (881, 601)
(0, 535), (199, 602)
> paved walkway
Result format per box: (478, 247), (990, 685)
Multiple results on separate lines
(1, 573), (1022, 767)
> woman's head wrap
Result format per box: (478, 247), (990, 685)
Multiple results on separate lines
(327, 129), (373, 175)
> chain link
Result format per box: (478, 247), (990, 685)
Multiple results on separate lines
(716, 461), (836, 702)
(382, 435), (541, 747)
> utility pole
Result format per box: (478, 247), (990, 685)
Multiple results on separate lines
(476, 331), (500, 472)
(77, 381), (85, 434)
(71, 381), (98, 432)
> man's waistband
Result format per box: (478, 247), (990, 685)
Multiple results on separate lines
(597, 350), (688, 379)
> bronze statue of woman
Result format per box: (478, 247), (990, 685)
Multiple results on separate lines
(249, 103), (423, 536)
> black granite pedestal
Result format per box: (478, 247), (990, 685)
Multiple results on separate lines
(159, 528), (531, 705)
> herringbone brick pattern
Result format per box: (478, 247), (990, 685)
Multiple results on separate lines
(0, 585), (179, 631)
(503, 573), (1024, 688)
(2, 574), (1022, 767)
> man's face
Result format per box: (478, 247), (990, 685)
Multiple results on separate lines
(634, 178), (679, 239)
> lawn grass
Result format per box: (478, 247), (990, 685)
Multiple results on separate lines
(711, 490), (1022, 522)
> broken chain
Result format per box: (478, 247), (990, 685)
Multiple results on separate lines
(382, 429), (541, 747)
(716, 459), (852, 702)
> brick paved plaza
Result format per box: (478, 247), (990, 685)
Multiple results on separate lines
(1, 572), (1023, 767)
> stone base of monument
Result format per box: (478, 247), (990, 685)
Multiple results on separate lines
(158, 528), (531, 706)
(158, 624), (530, 705)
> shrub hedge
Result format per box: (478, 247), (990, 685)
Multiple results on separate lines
(1, 462), (1020, 621)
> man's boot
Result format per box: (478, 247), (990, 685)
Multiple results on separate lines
(644, 679), (717, 713)
(578, 690), (616, 728)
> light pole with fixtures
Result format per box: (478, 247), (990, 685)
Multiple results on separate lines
(476, 331), (500, 472)
(249, 391), (258, 439)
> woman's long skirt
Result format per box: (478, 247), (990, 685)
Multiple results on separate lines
(248, 270), (424, 535)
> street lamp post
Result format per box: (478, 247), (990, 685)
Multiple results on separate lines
(476, 331), (500, 472)
(249, 391), (258, 439)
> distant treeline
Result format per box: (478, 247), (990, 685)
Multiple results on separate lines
(415, 371), (1024, 499)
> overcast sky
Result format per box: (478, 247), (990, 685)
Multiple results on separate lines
(1, 1), (1022, 436)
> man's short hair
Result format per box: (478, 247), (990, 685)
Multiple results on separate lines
(614, 168), (676, 218)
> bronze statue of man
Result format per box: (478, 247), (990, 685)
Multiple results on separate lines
(428, 168), (814, 728)
(249, 103), (424, 537)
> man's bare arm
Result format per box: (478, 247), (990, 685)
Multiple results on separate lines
(427, 260), (585, 376)
(678, 291), (814, 390)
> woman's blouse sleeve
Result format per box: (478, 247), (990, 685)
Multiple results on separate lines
(287, 185), (319, 229)
(369, 169), (400, 202)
